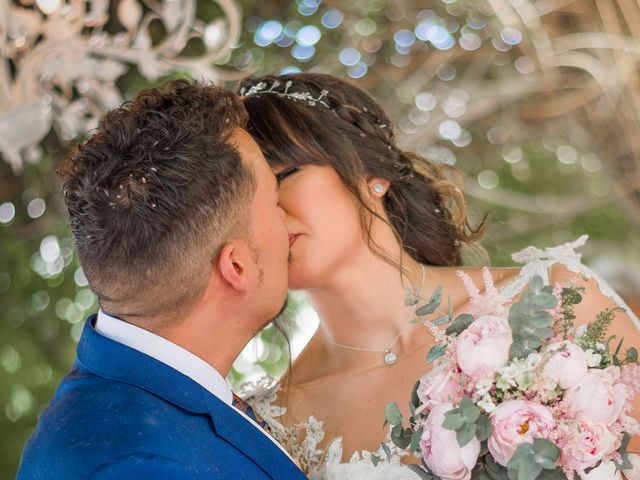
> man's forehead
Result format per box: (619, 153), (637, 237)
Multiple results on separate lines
(231, 128), (261, 161)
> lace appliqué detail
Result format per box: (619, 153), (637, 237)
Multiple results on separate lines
(502, 235), (640, 330)
(239, 378), (418, 479)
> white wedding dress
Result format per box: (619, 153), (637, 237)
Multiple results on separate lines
(242, 235), (640, 479)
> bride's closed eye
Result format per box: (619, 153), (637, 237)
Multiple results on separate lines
(275, 166), (300, 184)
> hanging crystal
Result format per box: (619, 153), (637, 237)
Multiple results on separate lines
(384, 348), (397, 365)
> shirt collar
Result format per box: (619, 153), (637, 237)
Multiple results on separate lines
(95, 310), (233, 405)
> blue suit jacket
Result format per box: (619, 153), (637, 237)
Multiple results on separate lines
(18, 316), (306, 479)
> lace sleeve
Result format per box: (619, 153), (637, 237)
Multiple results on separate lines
(501, 234), (640, 330)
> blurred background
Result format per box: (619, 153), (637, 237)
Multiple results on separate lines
(2, 0), (640, 476)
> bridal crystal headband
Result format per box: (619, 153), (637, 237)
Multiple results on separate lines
(240, 80), (332, 108)
(240, 78), (419, 181)
(240, 79), (390, 131)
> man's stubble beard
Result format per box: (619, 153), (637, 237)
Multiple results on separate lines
(248, 241), (289, 335)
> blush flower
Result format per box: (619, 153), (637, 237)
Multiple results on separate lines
(416, 365), (459, 414)
(456, 315), (512, 380)
(564, 420), (619, 473)
(564, 368), (628, 425)
(420, 403), (480, 480)
(543, 341), (588, 390)
(488, 400), (556, 466)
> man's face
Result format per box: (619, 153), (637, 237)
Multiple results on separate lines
(231, 128), (289, 324)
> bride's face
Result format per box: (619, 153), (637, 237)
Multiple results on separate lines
(274, 164), (367, 290)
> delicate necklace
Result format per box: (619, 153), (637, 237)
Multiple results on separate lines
(324, 264), (425, 366)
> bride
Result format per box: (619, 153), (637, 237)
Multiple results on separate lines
(238, 73), (640, 471)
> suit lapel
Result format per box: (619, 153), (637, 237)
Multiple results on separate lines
(203, 392), (304, 479)
(76, 317), (305, 479)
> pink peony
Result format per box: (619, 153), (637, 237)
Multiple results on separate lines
(456, 315), (512, 379)
(488, 400), (556, 466)
(543, 341), (588, 390)
(416, 365), (460, 414)
(565, 420), (619, 473)
(564, 368), (628, 425)
(420, 403), (480, 480)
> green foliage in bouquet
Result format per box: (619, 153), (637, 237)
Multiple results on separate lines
(409, 284), (477, 366)
(382, 402), (414, 451)
(508, 276), (557, 360)
(505, 439), (562, 480)
(579, 307), (621, 351)
(555, 286), (584, 339)
(614, 433), (634, 472)
(442, 397), (492, 447)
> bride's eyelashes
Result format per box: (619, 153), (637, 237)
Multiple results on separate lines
(275, 166), (300, 184)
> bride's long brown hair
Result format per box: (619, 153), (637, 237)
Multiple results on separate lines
(240, 73), (486, 269)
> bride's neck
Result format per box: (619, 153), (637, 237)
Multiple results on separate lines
(306, 247), (424, 356)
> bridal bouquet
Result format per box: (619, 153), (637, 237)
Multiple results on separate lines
(383, 269), (640, 480)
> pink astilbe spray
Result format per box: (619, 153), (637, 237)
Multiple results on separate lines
(456, 267), (511, 319)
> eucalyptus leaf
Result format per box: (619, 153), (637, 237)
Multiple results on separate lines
(507, 443), (534, 470)
(459, 397), (475, 410)
(537, 458), (556, 470)
(417, 287), (442, 316)
(442, 413), (465, 430)
(426, 344), (446, 364)
(476, 414), (493, 441)
(410, 426), (423, 453)
(508, 276), (557, 359)
(371, 454), (380, 467)
(445, 314), (474, 336)
(432, 315), (450, 326)
(626, 347), (638, 363)
(463, 405), (481, 423)
(532, 438), (560, 462)
(405, 297), (419, 306)
(456, 424), (476, 447)
(485, 456), (510, 480)
(411, 380), (421, 409)
(517, 460), (542, 480)
(537, 470), (565, 479)
(480, 440), (490, 457)
(385, 402), (403, 426)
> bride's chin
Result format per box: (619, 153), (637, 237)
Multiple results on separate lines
(286, 266), (314, 291)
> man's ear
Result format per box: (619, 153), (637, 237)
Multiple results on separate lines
(217, 242), (249, 292)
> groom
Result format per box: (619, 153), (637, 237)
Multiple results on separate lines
(18, 80), (305, 479)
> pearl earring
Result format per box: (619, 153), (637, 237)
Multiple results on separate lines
(372, 183), (385, 194)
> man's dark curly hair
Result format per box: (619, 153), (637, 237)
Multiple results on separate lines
(60, 79), (254, 324)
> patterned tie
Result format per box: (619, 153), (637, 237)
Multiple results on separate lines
(232, 393), (272, 434)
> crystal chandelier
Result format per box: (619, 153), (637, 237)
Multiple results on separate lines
(0, 0), (243, 171)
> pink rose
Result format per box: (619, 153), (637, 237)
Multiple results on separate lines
(566, 420), (619, 473)
(488, 400), (556, 466)
(456, 315), (512, 379)
(564, 369), (628, 425)
(416, 365), (460, 414)
(543, 341), (588, 389)
(420, 403), (481, 480)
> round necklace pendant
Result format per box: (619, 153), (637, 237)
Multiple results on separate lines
(384, 349), (397, 365)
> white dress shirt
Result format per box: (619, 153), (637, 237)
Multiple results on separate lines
(94, 310), (292, 459)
